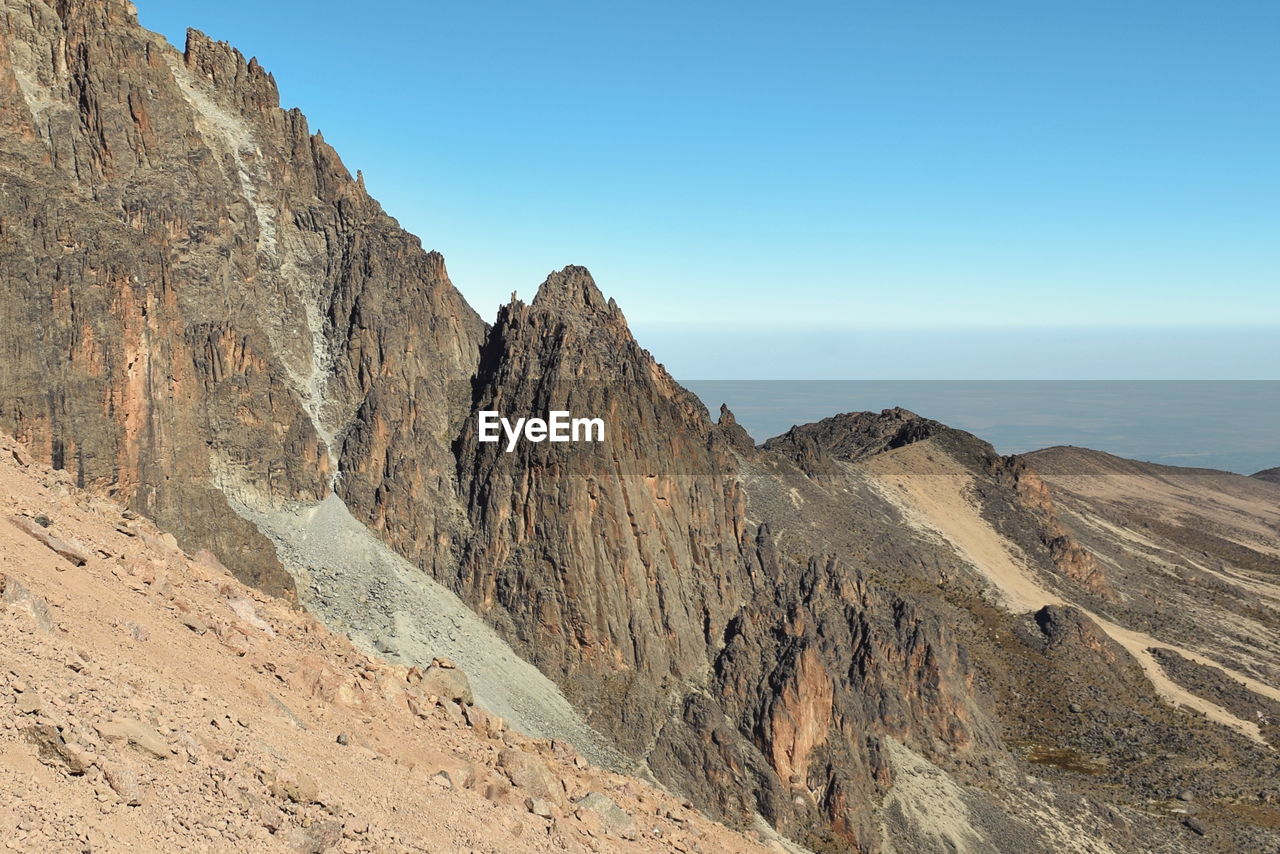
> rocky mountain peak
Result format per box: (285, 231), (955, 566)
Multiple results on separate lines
(182, 28), (279, 112)
(763, 406), (947, 469)
(715, 404), (756, 453)
(6, 5), (1280, 852)
(529, 265), (621, 320)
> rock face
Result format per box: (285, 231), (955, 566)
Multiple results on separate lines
(454, 267), (749, 754)
(0, 0), (485, 595)
(5, 5), (1280, 853)
(445, 270), (1003, 849)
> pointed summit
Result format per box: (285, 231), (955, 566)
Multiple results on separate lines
(716, 404), (756, 453)
(530, 265), (620, 318)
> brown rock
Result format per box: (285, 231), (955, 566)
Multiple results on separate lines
(482, 773), (514, 804)
(7, 515), (91, 567)
(499, 749), (568, 811)
(462, 704), (502, 739)
(524, 797), (555, 819)
(14, 691), (43, 716)
(94, 718), (170, 759)
(409, 750), (479, 789)
(267, 770), (321, 805)
(101, 763), (143, 806)
(23, 724), (92, 774)
(181, 614), (209, 635)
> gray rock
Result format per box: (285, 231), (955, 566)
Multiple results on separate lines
(0, 573), (54, 633)
(574, 792), (635, 836)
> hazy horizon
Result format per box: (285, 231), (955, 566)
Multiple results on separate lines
(683, 380), (1280, 475)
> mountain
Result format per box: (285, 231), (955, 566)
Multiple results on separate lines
(0, 0), (485, 599)
(3, 3), (1278, 852)
(0, 431), (770, 853)
(1252, 467), (1280, 485)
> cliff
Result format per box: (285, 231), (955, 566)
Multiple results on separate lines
(3, 4), (1280, 852)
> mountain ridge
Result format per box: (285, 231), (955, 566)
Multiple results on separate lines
(3, 3), (1279, 851)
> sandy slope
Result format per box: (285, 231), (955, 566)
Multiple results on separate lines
(1027, 447), (1280, 559)
(0, 434), (772, 854)
(862, 442), (1279, 745)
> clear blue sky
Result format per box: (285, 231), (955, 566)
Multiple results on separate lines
(136, 1), (1278, 376)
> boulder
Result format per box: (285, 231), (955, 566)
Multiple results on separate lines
(23, 724), (93, 774)
(8, 515), (91, 567)
(0, 573), (54, 633)
(410, 662), (473, 706)
(101, 762), (143, 806)
(574, 792), (635, 837)
(525, 797), (555, 818)
(498, 749), (568, 811)
(94, 718), (170, 759)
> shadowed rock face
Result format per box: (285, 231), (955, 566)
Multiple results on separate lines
(453, 266), (751, 753)
(5, 4), (1280, 852)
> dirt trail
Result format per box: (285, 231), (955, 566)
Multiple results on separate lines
(865, 445), (1278, 745)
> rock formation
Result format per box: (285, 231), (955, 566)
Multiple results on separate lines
(3, 4), (1280, 852)
(0, 0), (484, 596)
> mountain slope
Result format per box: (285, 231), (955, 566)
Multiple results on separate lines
(0, 432), (770, 853)
(1251, 466), (1280, 485)
(3, 3), (1280, 852)
(0, 0), (486, 597)
(1025, 445), (1280, 735)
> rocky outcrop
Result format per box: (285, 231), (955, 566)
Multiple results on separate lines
(768, 407), (1112, 599)
(764, 406), (945, 471)
(988, 455), (1113, 599)
(6, 5), (1280, 853)
(454, 266), (751, 753)
(0, 0), (484, 593)
(692, 547), (992, 852)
